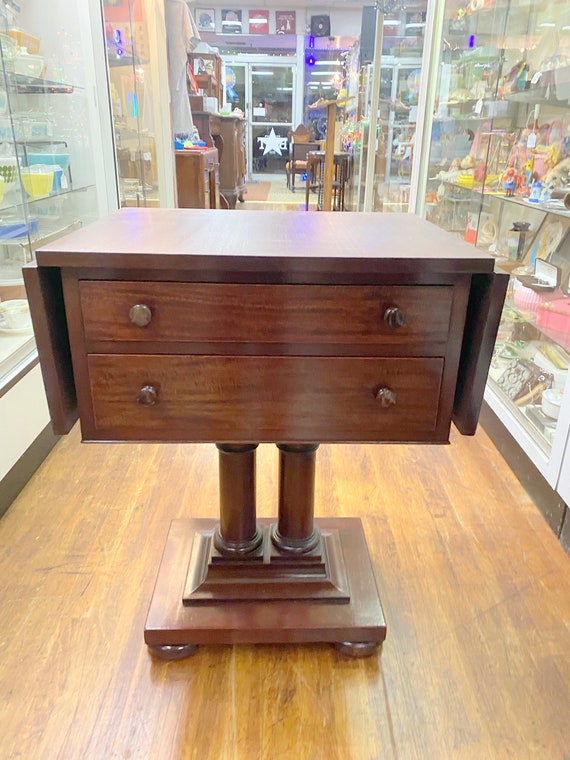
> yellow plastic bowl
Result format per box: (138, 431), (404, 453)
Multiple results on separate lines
(21, 169), (53, 198)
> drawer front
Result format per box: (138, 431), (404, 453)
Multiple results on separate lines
(86, 355), (444, 442)
(79, 282), (453, 351)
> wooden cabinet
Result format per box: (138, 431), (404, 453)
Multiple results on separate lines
(25, 209), (507, 656)
(175, 148), (219, 209)
(189, 112), (245, 209)
(218, 115), (246, 208)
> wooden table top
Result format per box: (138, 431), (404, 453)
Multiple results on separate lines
(36, 208), (498, 277)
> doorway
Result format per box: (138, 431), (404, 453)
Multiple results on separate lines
(222, 58), (296, 178)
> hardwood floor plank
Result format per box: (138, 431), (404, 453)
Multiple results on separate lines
(0, 425), (568, 759)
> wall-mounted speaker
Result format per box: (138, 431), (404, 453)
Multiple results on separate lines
(360, 6), (377, 65)
(310, 15), (331, 37)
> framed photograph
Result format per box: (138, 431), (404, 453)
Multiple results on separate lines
(221, 9), (242, 34)
(545, 219), (570, 293)
(249, 10), (269, 35)
(526, 216), (570, 268)
(275, 11), (296, 35)
(195, 8), (215, 33)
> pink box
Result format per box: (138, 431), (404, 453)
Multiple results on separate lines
(536, 297), (570, 334)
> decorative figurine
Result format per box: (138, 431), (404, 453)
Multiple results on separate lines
(502, 167), (519, 197)
(528, 180), (542, 203)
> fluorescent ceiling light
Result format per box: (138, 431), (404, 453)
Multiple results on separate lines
(253, 71), (274, 76)
(315, 60), (341, 66)
(538, 22), (556, 27)
(310, 71), (340, 77)
(383, 20), (400, 27)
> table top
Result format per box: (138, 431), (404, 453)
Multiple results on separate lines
(36, 208), (497, 278)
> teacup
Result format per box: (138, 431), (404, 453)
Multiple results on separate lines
(0, 299), (32, 330)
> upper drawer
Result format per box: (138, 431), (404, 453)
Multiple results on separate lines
(79, 282), (453, 351)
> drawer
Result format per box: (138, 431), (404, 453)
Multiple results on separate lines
(85, 355), (444, 442)
(79, 282), (453, 352)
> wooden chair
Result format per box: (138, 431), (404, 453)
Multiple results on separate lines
(285, 124), (317, 192)
(287, 141), (321, 192)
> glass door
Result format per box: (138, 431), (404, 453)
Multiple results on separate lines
(223, 59), (295, 178)
(250, 64), (294, 175)
(222, 61), (250, 182)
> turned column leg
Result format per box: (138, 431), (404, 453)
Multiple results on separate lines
(214, 444), (262, 557)
(271, 443), (320, 554)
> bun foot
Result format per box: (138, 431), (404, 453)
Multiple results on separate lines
(147, 643), (199, 660)
(334, 641), (382, 658)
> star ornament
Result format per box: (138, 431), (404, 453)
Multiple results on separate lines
(257, 128), (288, 156)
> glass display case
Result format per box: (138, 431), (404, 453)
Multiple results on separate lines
(102, 0), (174, 208)
(345, 3), (428, 212)
(422, 0), (570, 496)
(0, 0), (116, 389)
(0, 0), (117, 508)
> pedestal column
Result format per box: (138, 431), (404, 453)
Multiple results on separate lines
(271, 443), (320, 553)
(214, 444), (262, 556)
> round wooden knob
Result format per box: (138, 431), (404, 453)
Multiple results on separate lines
(375, 387), (397, 408)
(136, 385), (158, 406)
(384, 306), (405, 328)
(129, 304), (152, 327)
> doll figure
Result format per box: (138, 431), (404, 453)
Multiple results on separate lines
(502, 167), (518, 197)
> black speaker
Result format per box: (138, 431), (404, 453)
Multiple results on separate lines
(360, 6), (376, 65)
(310, 14), (331, 37)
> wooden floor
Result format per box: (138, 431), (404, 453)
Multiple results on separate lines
(1, 423), (569, 759)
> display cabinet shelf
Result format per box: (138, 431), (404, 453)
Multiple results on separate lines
(2, 71), (75, 94)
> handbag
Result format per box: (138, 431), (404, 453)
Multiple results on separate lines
(496, 358), (553, 405)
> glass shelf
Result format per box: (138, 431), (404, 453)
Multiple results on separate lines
(1, 71), (76, 94)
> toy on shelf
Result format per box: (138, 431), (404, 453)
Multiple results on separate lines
(529, 180), (543, 203)
(502, 167), (520, 196)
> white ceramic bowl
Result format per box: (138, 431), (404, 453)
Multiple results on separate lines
(541, 388), (563, 420)
(0, 298), (32, 330)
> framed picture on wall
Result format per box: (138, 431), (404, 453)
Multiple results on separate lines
(221, 9), (242, 34)
(275, 11), (296, 34)
(195, 8), (215, 32)
(249, 10), (269, 34)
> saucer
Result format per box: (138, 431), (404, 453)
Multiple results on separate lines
(0, 325), (33, 335)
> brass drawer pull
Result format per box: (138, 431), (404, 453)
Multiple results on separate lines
(136, 385), (158, 406)
(384, 306), (405, 328)
(375, 387), (397, 407)
(129, 303), (152, 327)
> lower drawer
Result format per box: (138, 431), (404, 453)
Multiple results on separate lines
(85, 355), (445, 442)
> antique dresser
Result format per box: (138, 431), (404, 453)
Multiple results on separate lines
(24, 208), (507, 658)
